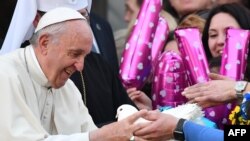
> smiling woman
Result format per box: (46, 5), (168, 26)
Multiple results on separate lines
(202, 3), (250, 82)
(207, 12), (240, 57)
(202, 3), (250, 64)
(199, 3), (250, 128)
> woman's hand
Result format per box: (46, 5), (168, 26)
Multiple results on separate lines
(182, 73), (236, 108)
(127, 87), (152, 110)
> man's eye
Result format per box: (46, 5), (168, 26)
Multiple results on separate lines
(69, 52), (80, 58)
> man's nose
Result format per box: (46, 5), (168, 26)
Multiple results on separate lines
(74, 58), (84, 71)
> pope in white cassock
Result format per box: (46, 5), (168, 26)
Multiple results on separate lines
(0, 6), (146, 141)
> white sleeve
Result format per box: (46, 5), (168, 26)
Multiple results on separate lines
(44, 133), (90, 141)
(0, 71), (92, 141)
(0, 72), (47, 141)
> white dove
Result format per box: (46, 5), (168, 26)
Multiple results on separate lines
(161, 103), (205, 126)
(116, 104), (204, 141)
(116, 104), (204, 124)
(161, 103), (204, 121)
(116, 104), (150, 124)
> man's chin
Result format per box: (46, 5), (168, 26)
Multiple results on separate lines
(53, 80), (67, 89)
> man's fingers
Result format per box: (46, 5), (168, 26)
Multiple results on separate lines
(143, 110), (160, 121)
(133, 136), (148, 141)
(134, 111), (161, 136)
(127, 110), (148, 124)
(134, 122), (154, 136)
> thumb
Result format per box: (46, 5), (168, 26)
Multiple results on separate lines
(208, 73), (231, 80)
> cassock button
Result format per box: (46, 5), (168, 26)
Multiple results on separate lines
(96, 24), (101, 30)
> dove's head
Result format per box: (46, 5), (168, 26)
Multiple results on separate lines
(116, 104), (138, 121)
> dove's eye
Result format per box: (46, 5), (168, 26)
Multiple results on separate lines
(119, 108), (123, 111)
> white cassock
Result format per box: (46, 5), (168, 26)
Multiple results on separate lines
(0, 45), (97, 141)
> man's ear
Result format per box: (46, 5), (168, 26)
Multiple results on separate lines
(38, 34), (49, 55)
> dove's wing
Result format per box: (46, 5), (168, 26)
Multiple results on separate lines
(116, 104), (150, 124)
(162, 104), (204, 120)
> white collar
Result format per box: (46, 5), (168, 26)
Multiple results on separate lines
(25, 45), (51, 88)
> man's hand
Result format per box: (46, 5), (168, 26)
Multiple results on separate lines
(134, 110), (179, 141)
(89, 110), (148, 141)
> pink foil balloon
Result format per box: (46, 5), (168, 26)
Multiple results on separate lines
(151, 16), (169, 65)
(175, 27), (228, 128)
(119, 0), (162, 89)
(209, 28), (250, 129)
(175, 27), (250, 129)
(175, 27), (210, 85)
(152, 51), (189, 109)
(220, 27), (250, 80)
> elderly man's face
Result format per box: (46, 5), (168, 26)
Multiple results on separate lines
(41, 20), (92, 88)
